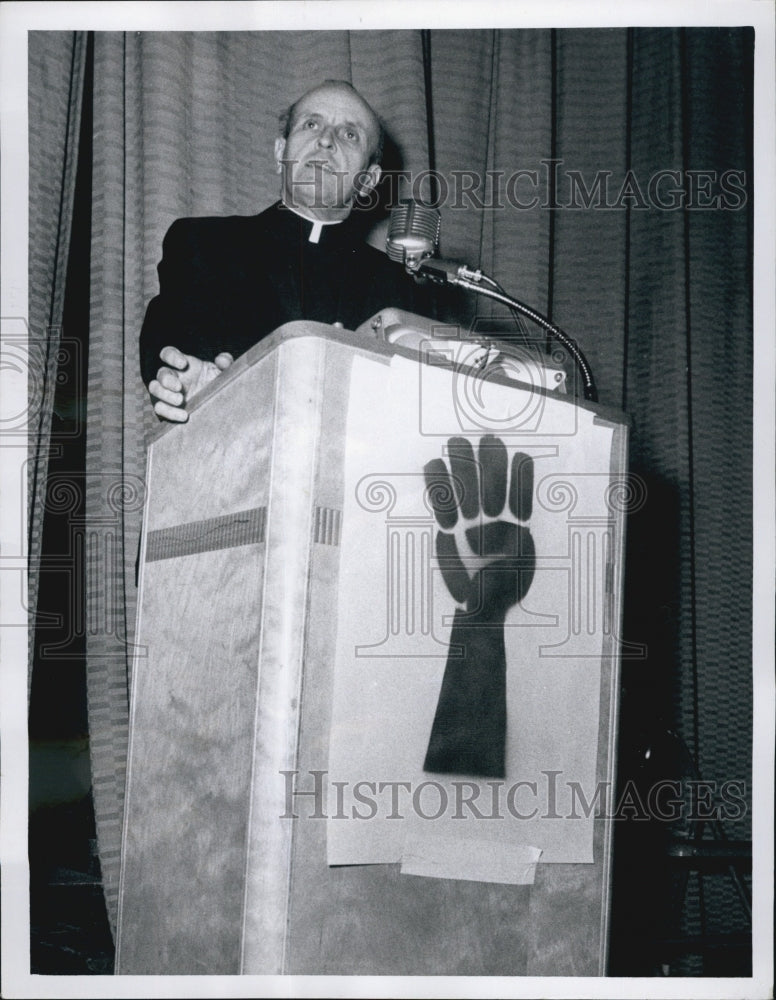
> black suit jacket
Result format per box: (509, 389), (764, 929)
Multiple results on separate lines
(139, 201), (430, 385)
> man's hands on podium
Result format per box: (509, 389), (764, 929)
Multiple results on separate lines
(149, 346), (234, 422)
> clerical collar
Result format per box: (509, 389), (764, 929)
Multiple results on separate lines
(281, 201), (344, 244)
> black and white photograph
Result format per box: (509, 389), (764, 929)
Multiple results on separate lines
(1, 1), (773, 997)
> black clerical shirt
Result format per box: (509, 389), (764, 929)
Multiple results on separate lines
(139, 201), (428, 386)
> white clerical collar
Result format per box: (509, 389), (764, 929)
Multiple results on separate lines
(282, 201), (344, 244)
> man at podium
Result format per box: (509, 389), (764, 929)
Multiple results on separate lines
(140, 79), (428, 422)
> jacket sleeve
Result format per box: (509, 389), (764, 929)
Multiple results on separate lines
(138, 218), (224, 386)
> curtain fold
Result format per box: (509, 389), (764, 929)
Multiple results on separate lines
(550, 29), (631, 399)
(28, 31), (88, 689)
(29, 28), (753, 941)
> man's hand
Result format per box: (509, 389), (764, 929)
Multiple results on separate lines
(148, 346), (234, 422)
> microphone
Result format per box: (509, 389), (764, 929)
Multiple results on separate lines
(386, 200), (475, 285)
(384, 199), (599, 401)
(386, 200), (440, 266)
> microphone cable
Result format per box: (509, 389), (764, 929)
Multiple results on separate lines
(386, 199), (598, 402)
(413, 260), (598, 403)
(457, 272), (598, 403)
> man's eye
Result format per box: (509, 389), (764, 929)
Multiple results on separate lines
(303, 120), (318, 130)
(341, 128), (359, 142)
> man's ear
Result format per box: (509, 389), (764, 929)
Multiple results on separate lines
(359, 163), (382, 193)
(274, 137), (286, 174)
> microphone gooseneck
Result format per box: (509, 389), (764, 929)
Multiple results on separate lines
(386, 199), (598, 403)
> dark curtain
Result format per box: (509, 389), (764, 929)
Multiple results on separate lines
(27, 32), (88, 689)
(28, 28), (753, 942)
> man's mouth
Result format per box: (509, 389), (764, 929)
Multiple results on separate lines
(306, 159), (336, 174)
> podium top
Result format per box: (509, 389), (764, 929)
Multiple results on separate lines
(149, 313), (628, 443)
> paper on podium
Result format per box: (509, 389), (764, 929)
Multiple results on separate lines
(400, 835), (542, 885)
(327, 352), (613, 880)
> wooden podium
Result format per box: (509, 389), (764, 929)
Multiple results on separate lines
(116, 317), (629, 976)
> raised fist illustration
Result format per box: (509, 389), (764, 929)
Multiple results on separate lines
(423, 435), (536, 778)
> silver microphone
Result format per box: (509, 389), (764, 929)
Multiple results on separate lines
(386, 200), (475, 285)
(386, 200), (440, 268)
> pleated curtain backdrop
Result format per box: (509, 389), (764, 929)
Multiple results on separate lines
(28, 28), (753, 940)
(27, 32), (88, 692)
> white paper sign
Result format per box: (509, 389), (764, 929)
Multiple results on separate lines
(328, 354), (615, 877)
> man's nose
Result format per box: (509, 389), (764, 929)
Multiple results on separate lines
(316, 126), (335, 149)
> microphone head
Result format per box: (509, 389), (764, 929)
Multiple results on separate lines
(386, 200), (441, 269)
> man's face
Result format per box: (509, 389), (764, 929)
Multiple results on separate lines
(274, 83), (382, 221)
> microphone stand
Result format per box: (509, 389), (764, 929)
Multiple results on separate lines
(412, 259), (599, 404)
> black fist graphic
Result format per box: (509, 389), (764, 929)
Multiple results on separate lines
(423, 436), (536, 778)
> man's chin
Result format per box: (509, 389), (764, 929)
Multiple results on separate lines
(285, 189), (354, 218)
(283, 195), (353, 222)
